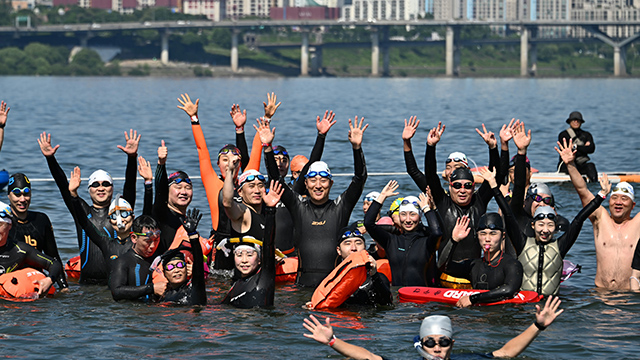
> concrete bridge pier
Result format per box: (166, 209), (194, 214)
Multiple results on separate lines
(583, 25), (640, 76)
(301, 30), (309, 76)
(371, 30), (379, 76)
(161, 30), (170, 65)
(520, 27), (528, 77)
(79, 32), (94, 47)
(382, 26), (390, 76)
(310, 46), (323, 75)
(445, 26), (460, 76)
(231, 29), (239, 72)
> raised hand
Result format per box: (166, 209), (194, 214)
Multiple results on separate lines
(478, 166), (497, 188)
(263, 180), (284, 207)
(316, 110), (337, 135)
(0, 101), (9, 128)
(69, 167), (82, 196)
(137, 156), (153, 182)
(402, 116), (420, 141)
(182, 208), (203, 234)
(253, 117), (275, 146)
(379, 180), (400, 203)
(475, 123), (497, 149)
(427, 121), (445, 146)
(158, 140), (168, 165)
(599, 173), (611, 196)
(417, 190), (432, 211)
(554, 138), (576, 165)
(230, 104), (247, 129)
(177, 93), (199, 118)
(117, 129), (141, 156)
(499, 118), (518, 144)
(37, 132), (60, 157)
(302, 315), (334, 345)
(535, 295), (564, 328)
(512, 121), (531, 152)
(452, 215), (470, 242)
(263, 92), (281, 119)
(348, 115), (368, 149)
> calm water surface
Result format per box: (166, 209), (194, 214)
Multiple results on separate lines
(0, 77), (639, 359)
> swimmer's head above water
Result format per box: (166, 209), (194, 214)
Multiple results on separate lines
(217, 144), (241, 180)
(397, 196), (421, 232)
(609, 182), (636, 220)
(525, 182), (555, 217)
(476, 212), (505, 255)
(449, 168), (474, 207)
(7, 173), (31, 219)
(414, 315), (454, 360)
(87, 169), (113, 207)
(531, 206), (557, 244)
(108, 195), (133, 233)
(305, 161), (333, 205)
(168, 171), (193, 211)
(443, 152), (468, 182)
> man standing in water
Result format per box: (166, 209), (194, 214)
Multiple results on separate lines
(557, 139), (639, 290)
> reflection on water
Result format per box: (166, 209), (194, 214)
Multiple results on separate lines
(0, 77), (639, 359)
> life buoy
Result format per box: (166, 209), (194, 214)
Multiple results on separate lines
(0, 268), (56, 302)
(276, 257), (298, 283)
(398, 286), (543, 306)
(65, 255), (81, 280)
(309, 250), (370, 310)
(376, 259), (392, 283)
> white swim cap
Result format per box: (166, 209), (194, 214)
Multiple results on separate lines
(398, 196), (421, 214)
(612, 182), (634, 201)
(88, 170), (113, 188)
(446, 152), (468, 168)
(306, 161), (332, 178)
(0, 200), (12, 225)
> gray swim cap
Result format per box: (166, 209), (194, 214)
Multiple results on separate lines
(533, 206), (556, 222)
(420, 315), (453, 339)
(527, 182), (552, 197)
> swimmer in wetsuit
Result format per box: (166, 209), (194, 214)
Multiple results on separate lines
(221, 181), (283, 308)
(364, 181), (443, 286)
(439, 167), (523, 307)
(109, 215), (167, 302)
(6, 173), (68, 289)
(160, 209), (207, 306)
(38, 130), (139, 284)
(303, 295), (564, 360)
(0, 201), (60, 297)
(260, 116), (369, 287)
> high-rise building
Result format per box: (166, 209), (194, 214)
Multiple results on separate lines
(341, 0), (425, 20)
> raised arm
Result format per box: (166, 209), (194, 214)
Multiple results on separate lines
(137, 156), (154, 216)
(497, 119), (517, 186)
(182, 208), (206, 305)
(492, 296), (563, 358)
(339, 116), (368, 209)
(0, 101), (9, 152)
(291, 111), (334, 194)
(365, 181), (398, 249)
(475, 123), (500, 203)
(221, 153), (245, 222)
(403, 116), (428, 192)
(117, 129), (140, 208)
(437, 216), (471, 271)
(38, 132), (78, 213)
(152, 140), (169, 224)
(260, 180), (283, 307)
(510, 122), (532, 217)
(255, 117), (279, 181)
(425, 122), (446, 204)
(230, 103), (251, 170)
(555, 138), (596, 208)
(303, 315), (383, 360)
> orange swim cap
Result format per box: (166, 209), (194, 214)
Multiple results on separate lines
(290, 155), (309, 173)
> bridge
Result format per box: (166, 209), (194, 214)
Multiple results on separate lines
(2, 19), (639, 76)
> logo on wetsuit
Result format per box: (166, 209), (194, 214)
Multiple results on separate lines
(311, 220), (326, 226)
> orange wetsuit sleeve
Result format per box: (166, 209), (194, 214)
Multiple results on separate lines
(191, 124), (223, 231)
(246, 131), (263, 172)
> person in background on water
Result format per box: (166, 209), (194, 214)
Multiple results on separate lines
(7, 173), (68, 289)
(303, 295), (564, 360)
(364, 180), (442, 286)
(263, 115), (368, 288)
(160, 209), (207, 306)
(440, 167), (523, 307)
(556, 138), (640, 290)
(109, 215), (166, 302)
(38, 130), (139, 285)
(177, 93), (269, 270)
(557, 111), (597, 183)
(0, 201), (61, 296)
(221, 180), (282, 308)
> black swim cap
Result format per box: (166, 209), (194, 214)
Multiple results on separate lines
(168, 171), (190, 186)
(509, 155), (531, 169)
(338, 223), (365, 244)
(477, 213), (504, 232)
(450, 168), (474, 183)
(273, 145), (289, 158)
(7, 173), (30, 194)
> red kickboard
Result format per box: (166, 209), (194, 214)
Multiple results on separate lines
(398, 287), (543, 306)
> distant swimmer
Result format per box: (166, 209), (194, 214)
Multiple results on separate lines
(557, 138), (639, 290)
(38, 130), (139, 284)
(0, 201), (61, 297)
(303, 295), (564, 360)
(109, 215), (166, 302)
(557, 111), (597, 182)
(6, 173), (68, 289)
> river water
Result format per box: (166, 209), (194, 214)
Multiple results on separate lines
(0, 76), (638, 359)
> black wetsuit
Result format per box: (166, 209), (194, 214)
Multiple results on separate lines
(557, 127), (597, 182)
(161, 233), (207, 306)
(45, 154), (137, 284)
(212, 189), (236, 270)
(275, 146), (367, 287)
(153, 163), (186, 256)
(343, 272), (393, 307)
(8, 211), (68, 288)
(109, 248), (156, 302)
(222, 206), (276, 308)
(364, 201), (443, 286)
(0, 240), (62, 282)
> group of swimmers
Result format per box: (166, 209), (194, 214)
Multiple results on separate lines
(0, 95), (638, 359)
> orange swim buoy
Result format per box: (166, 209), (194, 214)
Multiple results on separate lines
(65, 255), (81, 280)
(276, 257), (298, 283)
(309, 250), (370, 310)
(376, 259), (392, 283)
(0, 268), (56, 302)
(169, 226), (214, 261)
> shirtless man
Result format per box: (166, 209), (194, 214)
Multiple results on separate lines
(556, 138), (639, 290)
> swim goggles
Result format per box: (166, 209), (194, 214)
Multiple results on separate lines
(132, 230), (161, 239)
(218, 146), (241, 158)
(451, 182), (473, 190)
(164, 261), (185, 271)
(401, 199), (420, 208)
(341, 229), (364, 240)
(273, 149), (288, 156)
(613, 186), (632, 194)
(239, 174), (266, 188)
(446, 157), (466, 164)
(234, 248), (258, 257)
(169, 177), (192, 186)
(533, 212), (556, 222)
(0, 211), (11, 219)
(363, 196), (376, 202)
(305, 171), (332, 179)
(10, 187), (31, 196)
(530, 194), (553, 206)
(89, 181), (113, 188)
(109, 210), (132, 220)
(421, 337), (453, 348)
